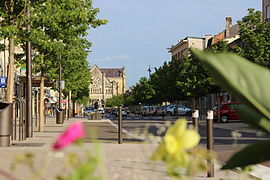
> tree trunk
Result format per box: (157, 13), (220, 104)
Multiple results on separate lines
(6, 37), (15, 103)
(38, 76), (45, 132)
(38, 56), (45, 132)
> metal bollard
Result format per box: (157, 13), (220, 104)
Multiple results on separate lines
(118, 106), (122, 144)
(192, 110), (199, 131)
(207, 110), (214, 178)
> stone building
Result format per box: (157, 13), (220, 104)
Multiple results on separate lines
(168, 17), (240, 61)
(168, 36), (206, 60)
(263, 0), (270, 22)
(89, 65), (126, 107)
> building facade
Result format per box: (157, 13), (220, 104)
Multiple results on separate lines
(89, 65), (126, 107)
(263, 0), (270, 22)
(169, 36), (206, 60)
(169, 17), (240, 60)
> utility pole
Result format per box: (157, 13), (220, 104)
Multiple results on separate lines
(59, 57), (62, 110)
(26, 0), (33, 138)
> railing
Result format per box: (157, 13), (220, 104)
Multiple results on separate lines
(11, 98), (27, 141)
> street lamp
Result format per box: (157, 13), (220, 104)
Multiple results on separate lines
(147, 64), (156, 79)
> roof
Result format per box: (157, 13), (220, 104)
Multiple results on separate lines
(100, 68), (124, 77)
(169, 36), (205, 52)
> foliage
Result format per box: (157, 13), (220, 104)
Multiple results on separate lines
(151, 119), (210, 178)
(132, 77), (155, 105)
(105, 95), (124, 107)
(233, 8), (270, 68)
(191, 48), (270, 169)
(27, 0), (107, 103)
(150, 62), (171, 104)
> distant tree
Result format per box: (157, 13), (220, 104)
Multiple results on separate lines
(106, 95), (124, 107)
(132, 77), (155, 105)
(150, 61), (171, 104)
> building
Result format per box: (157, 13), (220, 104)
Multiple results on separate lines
(169, 36), (207, 60)
(89, 65), (126, 107)
(263, 0), (270, 22)
(169, 17), (240, 61)
(207, 17), (240, 48)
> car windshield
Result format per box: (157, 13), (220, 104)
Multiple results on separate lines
(85, 106), (94, 110)
(213, 105), (223, 110)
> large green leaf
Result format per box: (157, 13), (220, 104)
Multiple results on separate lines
(237, 106), (270, 134)
(222, 141), (270, 169)
(191, 49), (270, 120)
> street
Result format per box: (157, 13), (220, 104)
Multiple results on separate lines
(105, 114), (270, 165)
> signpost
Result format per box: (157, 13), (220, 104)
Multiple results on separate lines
(0, 77), (7, 88)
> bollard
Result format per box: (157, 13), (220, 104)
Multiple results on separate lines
(118, 106), (122, 144)
(207, 110), (214, 178)
(192, 110), (199, 131)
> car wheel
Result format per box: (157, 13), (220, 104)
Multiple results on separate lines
(220, 115), (229, 123)
(166, 112), (172, 116)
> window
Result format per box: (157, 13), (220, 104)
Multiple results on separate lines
(267, 5), (270, 19)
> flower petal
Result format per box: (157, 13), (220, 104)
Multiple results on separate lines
(165, 134), (179, 154)
(167, 119), (187, 138)
(181, 130), (200, 149)
(53, 121), (85, 151)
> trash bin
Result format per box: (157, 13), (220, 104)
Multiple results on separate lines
(0, 102), (13, 147)
(56, 109), (64, 124)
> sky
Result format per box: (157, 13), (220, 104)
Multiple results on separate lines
(87, 0), (261, 88)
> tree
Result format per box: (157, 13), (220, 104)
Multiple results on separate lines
(132, 77), (155, 105)
(30, 0), (106, 130)
(150, 61), (171, 104)
(106, 95), (124, 107)
(234, 8), (270, 68)
(0, 0), (29, 102)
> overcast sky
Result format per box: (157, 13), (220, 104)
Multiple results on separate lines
(87, 0), (261, 88)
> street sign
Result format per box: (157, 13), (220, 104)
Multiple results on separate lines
(56, 80), (65, 89)
(0, 77), (7, 88)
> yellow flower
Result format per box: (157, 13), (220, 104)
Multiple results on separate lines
(165, 119), (200, 151)
(151, 119), (200, 162)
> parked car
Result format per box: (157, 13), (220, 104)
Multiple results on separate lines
(173, 105), (192, 116)
(156, 105), (170, 116)
(142, 106), (157, 116)
(213, 102), (243, 123)
(83, 106), (95, 116)
(111, 108), (118, 116)
(165, 104), (177, 116)
(97, 108), (105, 114)
(115, 108), (128, 117)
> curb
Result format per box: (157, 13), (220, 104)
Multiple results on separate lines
(104, 118), (146, 141)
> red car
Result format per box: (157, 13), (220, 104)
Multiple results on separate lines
(213, 102), (243, 123)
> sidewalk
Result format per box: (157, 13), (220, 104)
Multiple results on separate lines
(0, 117), (261, 180)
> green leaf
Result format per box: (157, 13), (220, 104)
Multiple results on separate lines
(67, 158), (97, 180)
(191, 49), (270, 120)
(222, 141), (270, 169)
(237, 106), (270, 134)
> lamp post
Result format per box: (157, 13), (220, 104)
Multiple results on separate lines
(56, 55), (64, 124)
(111, 81), (114, 97)
(147, 64), (156, 80)
(26, 0), (33, 137)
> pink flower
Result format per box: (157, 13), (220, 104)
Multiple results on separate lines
(53, 121), (85, 151)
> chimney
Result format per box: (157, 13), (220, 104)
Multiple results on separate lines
(225, 17), (232, 38)
(204, 34), (212, 49)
